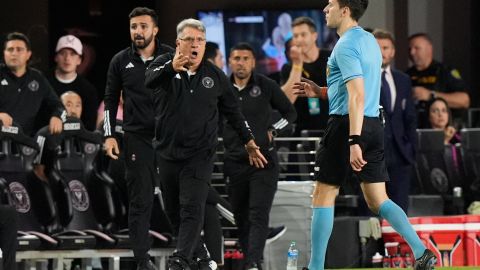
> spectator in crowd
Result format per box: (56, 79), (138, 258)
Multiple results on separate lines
(280, 16), (331, 134)
(406, 33), (470, 127)
(425, 97), (460, 145)
(373, 29), (417, 212)
(47, 35), (99, 131)
(0, 32), (64, 136)
(225, 42), (296, 270)
(205, 41), (224, 70)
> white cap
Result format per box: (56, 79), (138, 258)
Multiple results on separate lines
(55, 35), (83, 55)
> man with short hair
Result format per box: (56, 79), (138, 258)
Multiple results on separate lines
(296, 1), (436, 269)
(407, 33), (470, 126)
(281, 16), (331, 134)
(372, 29), (417, 213)
(205, 41), (224, 70)
(102, 7), (174, 270)
(225, 42), (296, 270)
(33, 91), (82, 182)
(145, 18), (266, 270)
(0, 32), (65, 136)
(47, 35), (98, 131)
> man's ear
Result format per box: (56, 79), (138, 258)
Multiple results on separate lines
(26, 50), (32, 62)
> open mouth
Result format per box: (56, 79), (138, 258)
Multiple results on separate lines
(190, 51), (198, 59)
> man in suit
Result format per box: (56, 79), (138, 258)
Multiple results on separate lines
(374, 29), (417, 212)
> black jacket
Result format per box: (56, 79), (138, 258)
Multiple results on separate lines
(145, 53), (254, 160)
(0, 64), (65, 136)
(103, 41), (173, 137)
(223, 72), (297, 161)
(47, 73), (99, 131)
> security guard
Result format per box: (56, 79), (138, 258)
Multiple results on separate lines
(145, 19), (267, 270)
(406, 33), (469, 127)
(0, 32), (65, 136)
(102, 7), (173, 270)
(224, 42), (296, 270)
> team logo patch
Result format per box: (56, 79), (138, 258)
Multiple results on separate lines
(69, 180), (90, 212)
(249, 86), (262, 97)
(202, 77), (214, 88)
(28, 80), (39, 92)
(84, 143), (96, 154)
(451, 69), (462, 79)
(326, 66), (330, 78)
(9, 182), (31, 213)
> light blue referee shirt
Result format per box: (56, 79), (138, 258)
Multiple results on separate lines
(326, 26), (382, 117)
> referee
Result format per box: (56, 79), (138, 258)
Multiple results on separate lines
(296, 1), (436, 269)
(145, 19), (267, 270)
(102, 7), (173, 270)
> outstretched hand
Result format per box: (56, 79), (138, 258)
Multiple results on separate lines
(293, 77), (328, 99)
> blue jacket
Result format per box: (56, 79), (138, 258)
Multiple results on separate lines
(382, 68), (417, 166)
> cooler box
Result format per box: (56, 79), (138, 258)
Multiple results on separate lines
(382, 216), (465, 267)
(264, 181), (314, 270)
(464, 215), (480, 266)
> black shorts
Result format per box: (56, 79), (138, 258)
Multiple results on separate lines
(313, 115), (389, 185)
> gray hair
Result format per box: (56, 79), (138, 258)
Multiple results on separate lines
(176, 18), (206, 38)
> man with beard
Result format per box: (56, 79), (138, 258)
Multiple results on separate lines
(225, 42), (296, 270)
(103, 7), (173, 270)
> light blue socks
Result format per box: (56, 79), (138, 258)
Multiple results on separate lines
(379, 199), (426, 259)
(308, 207), (334, 270)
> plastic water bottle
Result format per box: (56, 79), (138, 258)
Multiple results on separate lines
(287, 241), (299, 270)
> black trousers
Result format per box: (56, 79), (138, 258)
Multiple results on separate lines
(0, 205), (17, 270)
(225, 153), (278, 264)
(157, 151), (214, 260)
(203, 187), (233, 263)
(386, 164), (412, 212)
(124, 132), (157, 262)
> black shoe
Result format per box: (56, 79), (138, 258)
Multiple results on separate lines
(168, 255), (192, 270)
(137, 260), (158, 270)
(414, 249), (437, 270)
(196, 258), (218, 270)
(266, 225), (287, 244)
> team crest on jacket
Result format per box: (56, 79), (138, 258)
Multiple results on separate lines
(69, 180), (90, 211)
(202, 77), (214, 88)
(249, 86), (261, 97)
(9, 181), (31, 213)
(28, 80), (39, 91)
